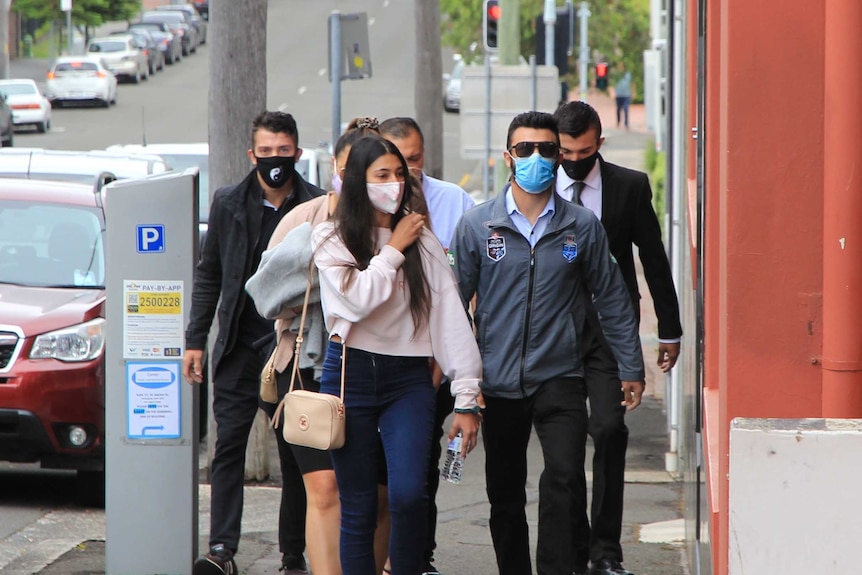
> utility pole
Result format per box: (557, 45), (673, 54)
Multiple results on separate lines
(498, 0), (520, 65)
(0, 0), (9, 79)
(414, 0), (443, 178)
(543, 0), (556, 70)
(578, 2), (591, 101)
(207, 0), (270, 480)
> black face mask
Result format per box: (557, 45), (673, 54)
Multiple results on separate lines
(255, 155), (295, 189)
(561, 152), (599, 181)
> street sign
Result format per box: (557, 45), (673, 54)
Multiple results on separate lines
(328, 12), (372, 81)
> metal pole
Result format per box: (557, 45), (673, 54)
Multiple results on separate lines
(330, 12), (342, 147)
(543, 0), (556, 69)
(483, 53), (491, 200)
(66, 9), (72, 54)
(578, 2), (590, 101)
(529, 54), (537, 110)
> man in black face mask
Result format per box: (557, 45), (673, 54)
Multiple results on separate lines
(552, 101), (682, 575)
(185, 111), (324, 575)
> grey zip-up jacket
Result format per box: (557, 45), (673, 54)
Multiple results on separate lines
(451, 191), (644, 399)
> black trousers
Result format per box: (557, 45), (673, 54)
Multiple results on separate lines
(575, 320), (629, 567)
(210, 345), (306, 556)
(424, 379), (456, 562)
(483, 378), (589, 575)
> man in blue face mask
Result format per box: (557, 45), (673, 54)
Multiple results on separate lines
(451, 111), (645, 575)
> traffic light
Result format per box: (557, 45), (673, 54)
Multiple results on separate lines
(596, 62), (609, 90)
(484, 0), (500, 51)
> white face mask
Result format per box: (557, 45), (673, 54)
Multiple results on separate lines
(366, 181), (404, 214)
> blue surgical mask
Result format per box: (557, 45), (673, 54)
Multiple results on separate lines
(511, 152), (556, 194)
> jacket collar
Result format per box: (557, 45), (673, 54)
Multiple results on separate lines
(489, 184), (578, 237)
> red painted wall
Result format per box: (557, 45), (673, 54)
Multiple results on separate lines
(702, 1), (826, 573)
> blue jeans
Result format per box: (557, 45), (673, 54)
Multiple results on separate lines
(320, 340), (435, 575)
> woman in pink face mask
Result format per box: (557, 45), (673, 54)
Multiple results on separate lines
(251, 117), (385, 575)
(311, 135), (482, 575)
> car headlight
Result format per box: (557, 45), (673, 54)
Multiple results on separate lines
(30, 318), (105, 362)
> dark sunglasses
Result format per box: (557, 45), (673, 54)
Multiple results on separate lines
(509, 141), (560, 159)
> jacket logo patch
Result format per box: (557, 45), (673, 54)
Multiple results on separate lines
(486, 233), (506, 262)
(562, 234), (578, 263)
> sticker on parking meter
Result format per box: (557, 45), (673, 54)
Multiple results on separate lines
(126, 362), (181, 439)
(123, 280), (184, 359)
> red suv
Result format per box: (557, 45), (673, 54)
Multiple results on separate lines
(0, 179), (106, 503)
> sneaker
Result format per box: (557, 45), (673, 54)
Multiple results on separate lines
(279, 553), (309, 574)
(421, 559), (442, 575)
(193, 544), (236, 575)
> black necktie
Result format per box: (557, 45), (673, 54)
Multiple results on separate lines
(573, 181), (586, 206)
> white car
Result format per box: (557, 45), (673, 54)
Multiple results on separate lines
(87, 35), (149, 84)
(0, 148), (168, 183)
(46, 56), (118, 108)
(0, 79), (52, 133)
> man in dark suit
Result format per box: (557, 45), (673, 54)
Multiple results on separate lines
(553, 101), (682, 575)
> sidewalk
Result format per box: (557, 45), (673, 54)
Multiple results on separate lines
(28, 100), (687, 575)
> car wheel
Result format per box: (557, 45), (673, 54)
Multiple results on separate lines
(110, 91), (117, 106)
(37, 120), (47, 133)
(76, 469), (105, 508)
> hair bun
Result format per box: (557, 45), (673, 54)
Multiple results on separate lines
(354, 116), (379, 130)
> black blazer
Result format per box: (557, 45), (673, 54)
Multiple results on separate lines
(596, 156), (682, 340)
(185, 169), (325, 374)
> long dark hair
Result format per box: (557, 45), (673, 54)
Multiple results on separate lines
(331, 134), (431, 333)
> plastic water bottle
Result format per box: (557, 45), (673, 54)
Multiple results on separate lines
(440, 431), (464, 484)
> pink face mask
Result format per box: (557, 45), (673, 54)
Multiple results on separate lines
(366, 181), (404, 214)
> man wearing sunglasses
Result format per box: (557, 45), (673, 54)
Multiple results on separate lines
(553, 101), (682, 575)
(451, 111), (644, 575)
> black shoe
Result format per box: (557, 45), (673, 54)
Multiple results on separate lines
(421, 559), (442, 575)
(590, 558), (634, 575)
(279, 553), (309, 574)
(193, 545), (236, 575)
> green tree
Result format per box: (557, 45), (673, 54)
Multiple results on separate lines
(13, 0), (142, 29)
(440, 0), (649, 94)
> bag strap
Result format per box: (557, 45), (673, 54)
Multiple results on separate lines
(286, 262), (315, 394)
(272, 262), (315, 428)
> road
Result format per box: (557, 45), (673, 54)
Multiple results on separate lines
(8, 0), (476, 188)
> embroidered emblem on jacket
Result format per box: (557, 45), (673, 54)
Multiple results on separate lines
(562, 233), (578, 263)
(486, 233), (506, 262)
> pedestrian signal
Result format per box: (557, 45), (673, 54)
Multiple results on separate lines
(596, 61), (609, 90)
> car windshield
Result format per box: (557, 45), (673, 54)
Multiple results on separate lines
(54, 62), (99, 73)
(159, 154), (209, 220)
(89, 41), (126, 53)
(0, 200), (104, 288)
(0, 83), (36, 95)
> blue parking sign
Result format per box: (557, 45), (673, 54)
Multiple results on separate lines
(137, 225), (165, 253)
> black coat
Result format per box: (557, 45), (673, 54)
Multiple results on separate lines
(597, 156), (682, 340)
(185, 168), (325, 374)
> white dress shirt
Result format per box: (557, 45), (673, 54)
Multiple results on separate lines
(555, 161), (602, 219)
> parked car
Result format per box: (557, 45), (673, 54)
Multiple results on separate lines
(156, 4), (207, 44)
(141, 11), (198, 56)
(0, 177), (107, 504)
(45, 56), (118, 108)
(0, 149), (168, 183)
(128, 22), (182, 66)
(0, 94), (14, 146)
(192, 1), (208, 20)
(110, 29), (164, 76)
(87, 35), (149, 84)
(443, 57), (464, 113)
(0, 79), (52, 134)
